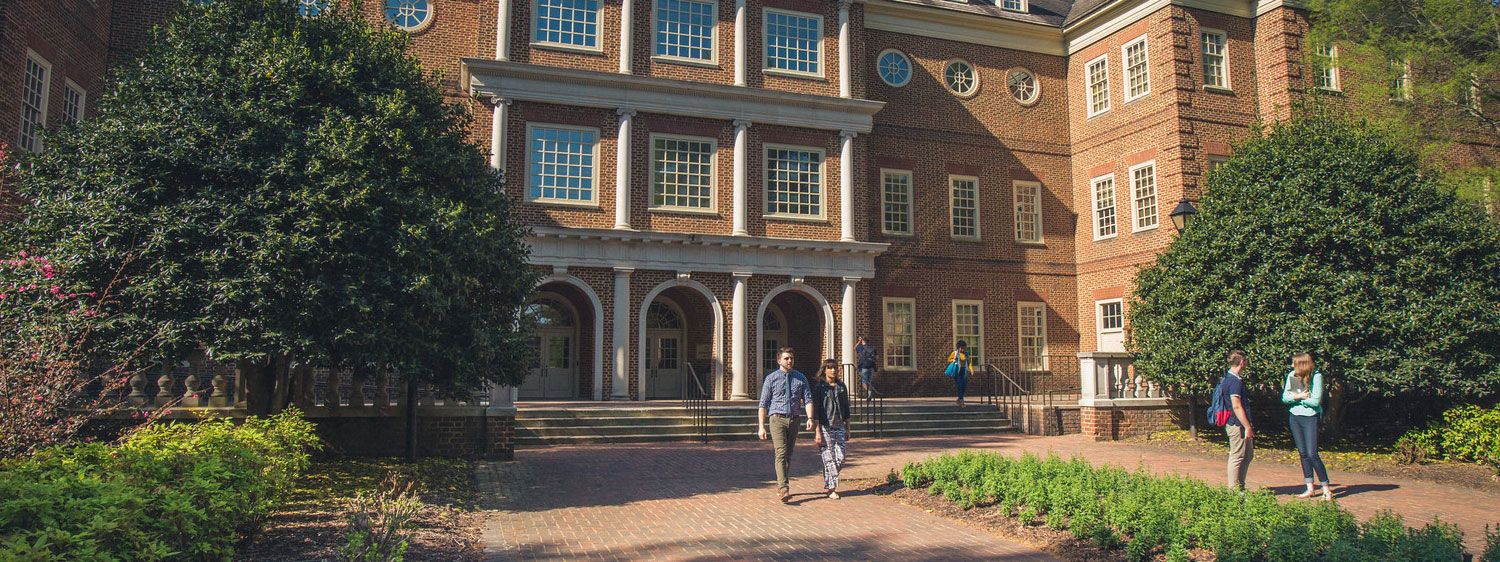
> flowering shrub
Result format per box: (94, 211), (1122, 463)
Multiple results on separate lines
(0, 250), (138, 458)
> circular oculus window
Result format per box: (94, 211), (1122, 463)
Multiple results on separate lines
(876, 50), (912, 87)
(1007, 67), (1040, 105)
(944, 60), (979, 97)
(297, 0), (330, 16)
(385, 0), (434, 32)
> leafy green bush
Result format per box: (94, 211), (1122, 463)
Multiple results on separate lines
(339, 471), (422, 562)
(1483, 523), (1500, 562)
(899, 450), (1468, 561)
(0, 410), (320, 561)
(1398, 404), (1500, 474)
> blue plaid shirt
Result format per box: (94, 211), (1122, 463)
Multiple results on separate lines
(758, 369), (812, 416)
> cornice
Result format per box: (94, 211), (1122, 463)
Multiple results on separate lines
(526, 226), (889, 279)
(862, 0), (1066, 56)
(461, 59), (886, 133)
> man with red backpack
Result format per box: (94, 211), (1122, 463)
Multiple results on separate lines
(1207, 350), (1255, 491)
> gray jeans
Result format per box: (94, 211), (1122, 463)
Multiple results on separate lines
(1226, 424), (1254, 490)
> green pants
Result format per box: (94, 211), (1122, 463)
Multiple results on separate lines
(770, 415), (800, 492)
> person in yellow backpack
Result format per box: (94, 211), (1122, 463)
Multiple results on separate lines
(946, 340), (971, 408)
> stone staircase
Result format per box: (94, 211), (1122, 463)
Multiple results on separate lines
(514, 400), (1013, 446)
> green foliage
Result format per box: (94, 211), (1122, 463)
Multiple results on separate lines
(1483, 523), (1500, 562)
(338, 472), (421, 562)
(0, 0), (538, 395)
(1399, 404), (1500, 474)
(0, 410), (320, 561)
(1130, 113), (1500, 399)
(900, 450), (1467, 561)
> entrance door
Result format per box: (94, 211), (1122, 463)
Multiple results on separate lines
(761, 304), (787, 374)
(645, 301), (683, 399)
(519, 297), (578, 400)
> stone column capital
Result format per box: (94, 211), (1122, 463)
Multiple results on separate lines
(733, 119), (753, 129)
(617, 108), (638, 118)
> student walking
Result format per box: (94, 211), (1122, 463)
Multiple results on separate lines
(813, 359), (852, 499)
(757, 347), (814, 502)
(1282, 352), (1332, 500)
(1217, 350), (1255, 491)
(854, 336), (879, 397)
(946, 340), (971, 408)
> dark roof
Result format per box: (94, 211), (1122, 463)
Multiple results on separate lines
(877, 0), (1115, 29)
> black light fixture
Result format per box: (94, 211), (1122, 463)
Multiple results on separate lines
(1169, 199), (1199, 232)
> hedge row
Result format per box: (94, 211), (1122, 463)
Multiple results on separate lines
(0, 411), (321, 561)
(900, 451), (1467, 562)
(1398, 404), (1500, 474)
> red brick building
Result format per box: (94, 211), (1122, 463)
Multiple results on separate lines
(2, 0), (1415, 409)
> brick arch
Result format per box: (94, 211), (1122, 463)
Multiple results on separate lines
(755, 283), (836, 390)
(535, 275), (605, 400)
(636, 278), (725, 400)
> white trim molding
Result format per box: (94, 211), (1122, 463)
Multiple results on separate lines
(463, 59), (884, 133)
(527, 226), (888, 279)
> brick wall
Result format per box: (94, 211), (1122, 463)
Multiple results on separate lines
(1079, 403), (1185, 441)
(316, 411), (517, 460)
(0, 0), (111, 152)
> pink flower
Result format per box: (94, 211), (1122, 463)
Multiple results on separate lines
(49, 287), (59, 294)
(0, 294), (6, 300)
(18, 251), (25, 258)
(34, 396), (42, 401)
(86, 292), (96, 297)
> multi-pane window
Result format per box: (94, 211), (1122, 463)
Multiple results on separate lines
(18, 52), (49, 153)
(535, 0), (601, 48)
(1391, 60), (1412, 100)
(944, 60), (978, 96)
(298, 0), (330, 16)
(1008, 67), (1039, 105)
(953, 301), (984, 367)
(655, 0), (715, 61)
(1099, 300), (1123, 331)
(883, 298), (915, 370)
(1087, 55), (1110, 116)
(1002, 0), (1027, 12)
(527, 125), (598, 203)
(1131, 162), (1158, 231)
(1092, 174), (1117, 239)
(764, 146), (823, 217)
(1018, 302), (1048, 371)
(764, 9), (821, 75)
(877, 50), (912, 87)
(950, 176), (979, 239)
(1123, 36), (1150, 101)
(1015, 180), (1042, 243)
(651, 135), (715, 210)
(61, 81), (84, 124)
(385, 0), (433, 31)
(882, 169), (912, 235)
(1206, 155), (1229, 178)
(1202, 30), (1228, 89)
(1314, 43), (1339, 91)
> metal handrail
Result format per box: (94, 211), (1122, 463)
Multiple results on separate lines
(844, 362), (883, 439)
(681, 363), (710, 443)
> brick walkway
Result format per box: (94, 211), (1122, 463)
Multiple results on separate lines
(476, 433), (1500, 560)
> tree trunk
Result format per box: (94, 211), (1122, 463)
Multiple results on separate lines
(243, 354), (292, 416)
(1322, 381), (1347, 443)
(268, 353), (291, 414)
(1188, 394), (1199, 440)
(405, 377), (419, 461)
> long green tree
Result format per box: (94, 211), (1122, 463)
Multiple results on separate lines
(1129, 111), (1500, 438)
(0, 0), (537, 424)
(1307, 0), (1500, 209)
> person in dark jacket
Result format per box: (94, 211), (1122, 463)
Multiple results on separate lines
(812, 358), (852, 499)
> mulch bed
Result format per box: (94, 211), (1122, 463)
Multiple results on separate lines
(235, 457), (484, 562)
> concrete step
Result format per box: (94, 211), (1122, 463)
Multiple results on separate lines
(515, 422), (1014, 446)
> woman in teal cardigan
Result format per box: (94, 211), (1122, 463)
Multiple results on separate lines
(1282, 352), (1332, 500)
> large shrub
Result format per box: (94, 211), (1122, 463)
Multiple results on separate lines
(1397, 404), (1500, 474)
(0, 410), (320, 561)
(1129, 112), (1500, 436)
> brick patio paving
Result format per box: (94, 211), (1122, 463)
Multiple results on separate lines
(476, 432), (1500, 560)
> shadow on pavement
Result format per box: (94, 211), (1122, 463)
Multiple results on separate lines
(486, 534), (1052, 562)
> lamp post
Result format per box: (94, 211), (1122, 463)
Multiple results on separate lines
(1170, 198), (1200, 438)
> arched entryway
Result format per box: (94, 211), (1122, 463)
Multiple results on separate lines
(644, 300), (685, 399)
(757, 285), (834, 384)
(519, 294), (579, 399)
(761, 304), (787, 374)
(638, 281), (723, 400)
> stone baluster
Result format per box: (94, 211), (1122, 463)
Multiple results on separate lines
(155, 362), (175, 405)
(127, 371), (149, 406)
(208, 363), (229, 407)
(420, 384), (436, 407)
(374, 371), (391, 408)
(349, 373), (367, 409)
(326, 369), (343, 412)
(1109, 362), (1123, 399)
(395, 373), (409, 409)
(294, 364), (315, 410)
(182, 354), (203, 406)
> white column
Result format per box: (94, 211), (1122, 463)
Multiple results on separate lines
(838, 0), (852, 98)
(732, 120), (752, 236)
(612, 267), (634, 400)
(488, 98), (511, 171)
(619, 0), (634, 74)
(615, 109), (636, 230)
(839, 130), (856, 242)
(496, 0), (511, 60)
(841, 277), (858, 369)
(731, 272), (752, 399)
(734, 0), (747, 86)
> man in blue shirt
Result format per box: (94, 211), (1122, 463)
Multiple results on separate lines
(1222, 350), (1255, 491)
(758, 346), (815, 502)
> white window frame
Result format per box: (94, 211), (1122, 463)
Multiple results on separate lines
(1122, 35), (1150, 102)
(876, 49), (913, 88)
(762, 143), (826, 220)
(881, 168), (913, 235)
(1201, 28), (1229, 91)
(648, 133), (718, 213)
(525, 123), (601, 206)
(1017, 302), (1048, 371)
(532, 0), (604, 53)
(1014, 180), (1043, 244)
(1097, 298), (1124, 335)
(1091, 173), (1117, 241)
(18, 49), (51, 153)
(882, 297), (916, 371)
(653, 0), (718, 66)
(762, 8), (824, 79)
(952, 300), (985, 368)
(1315, 43), (1340, 92)
(1130, 160), (1158, 232)
(1001, 0), (1027, 12)
(61, 79), (86, 124)
(943, 59), (980, 98)
(949, 174), (980, 240)
(1086, 53), (1111, 117)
